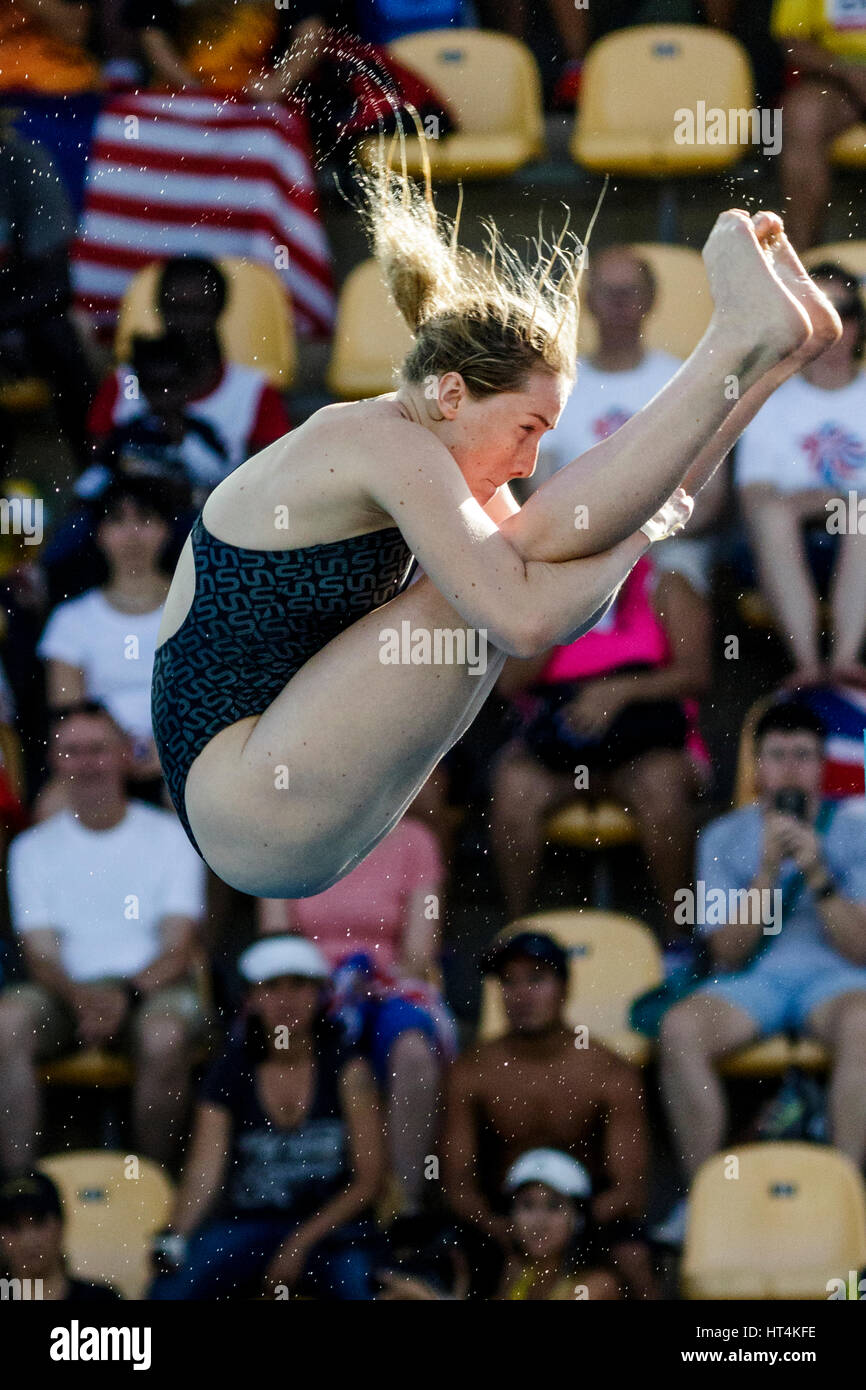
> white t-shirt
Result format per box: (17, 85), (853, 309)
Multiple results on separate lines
(7, 803), (206, 982)
(37, 589), (163, 747)
(736, 373), (866, 493)
(535, 350), (682, 482)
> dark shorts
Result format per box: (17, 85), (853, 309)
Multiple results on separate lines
(520, 676), (687, 778)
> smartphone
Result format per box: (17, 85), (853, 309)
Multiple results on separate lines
(774, 788), (808, 820)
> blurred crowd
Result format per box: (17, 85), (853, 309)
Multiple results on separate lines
(1, 0), (866, 1302)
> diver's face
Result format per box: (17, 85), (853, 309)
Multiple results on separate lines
(436, 366), (570, 504)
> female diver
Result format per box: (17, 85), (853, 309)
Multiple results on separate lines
(151, 153), (841, 898)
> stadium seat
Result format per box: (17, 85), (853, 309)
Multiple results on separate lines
(40, 1050), (135, 1090)
(0, 377), (52, 413)
(719, 1035), (829, 1078)
(115, 257), (296, 388)
(576, 243), (711, 360)
(39, 1151), (174, 1300)
(803, 241), (866, 281)
(681, 1142), (866, 1299)
(831, 125), (866, 168)
(374, 29), (546, 179)
(543, 799), (640, 909)
(479, 909), (662, 1065)
(732, 692), (775, 809)
(571, 26), (753, 176)
(326, 258), (413, 399)
(545, 799), (639, 850)
(571, 26), (753, 240)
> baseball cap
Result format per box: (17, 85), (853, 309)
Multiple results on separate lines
(0, 1172), (63, 1224)
(237, 935), (330, 985)
(480, 930), (569, 981)
(504, 1149), (592, 1200)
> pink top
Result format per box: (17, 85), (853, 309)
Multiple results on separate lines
(540, 557), (668, 684)
(285, 817), (444, 971)
(518, 554), (711, 774)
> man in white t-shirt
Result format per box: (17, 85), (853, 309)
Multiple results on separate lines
(736, 261), (866, 686)
(532, 245), (724, 602)
(0, 702), (207, 1172)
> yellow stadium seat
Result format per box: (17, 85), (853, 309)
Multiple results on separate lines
(371, 29), (545, 180)
(545, 799), (639, 851)
(115, 256), (296, 388)
(681, 1142), (866, 1299)
(479, 909), (662, 1065)
(543, 797), (641, 908)
(720, 1035), (829, 1077)
(39, 1151), (174, 1300)
(0, 377), (52, 413)
(40, 1049), (135, 1089)
(803, 240), (866, 280)
(831, 125), (866, 168)
(326, 258), (413, 399)
(732, 692), (774, 810)
(577, 242), (711, 360)
(572, 26), (754, 177)
(0, 477), (46, 579)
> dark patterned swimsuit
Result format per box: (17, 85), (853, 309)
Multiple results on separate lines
(151, 511), (415, 859)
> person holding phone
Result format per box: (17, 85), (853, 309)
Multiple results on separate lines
(654, 699), (866, 1247)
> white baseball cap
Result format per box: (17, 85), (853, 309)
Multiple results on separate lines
(503, 1148), (592, 1199)
(237, 936), (330, 985)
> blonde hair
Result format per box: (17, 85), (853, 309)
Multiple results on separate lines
(355, 120), (604, 399)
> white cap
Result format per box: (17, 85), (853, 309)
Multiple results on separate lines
(503, 1148), (592, 1199)
(237, 936), (330, 985)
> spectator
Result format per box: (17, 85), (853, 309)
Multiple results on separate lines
(0, 0), (100, 93)
(531, 245), (723, 598)
(39, 464), (190, 613)
(773, 0), (866, 248)
(125, 0), (343, 97)
(497, 1148), (620, 1301)
(489, 550), (711, 948)
(442, 931), (658, 1298)
(258, 815), (455, 1215)
(86, 257), (291, 507)
(736, 263), (866, 688)
(656, 700), (866, 1245)
(0, 702), (207, 1173)
(0, 125), (97, 466)
(375, 1149), (621, 1300)
(150, 935), (384, 1300)
(0, 1172), (120, 1300)
(35, 476), (175, 812)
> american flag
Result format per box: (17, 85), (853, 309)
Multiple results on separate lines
(70, 92), (336, 339)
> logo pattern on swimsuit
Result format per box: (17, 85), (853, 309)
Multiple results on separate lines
(151, 515), (415, 858)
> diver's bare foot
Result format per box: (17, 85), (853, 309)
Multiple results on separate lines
(752, 212), (843, 366)
(702, 209), (812, 380)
